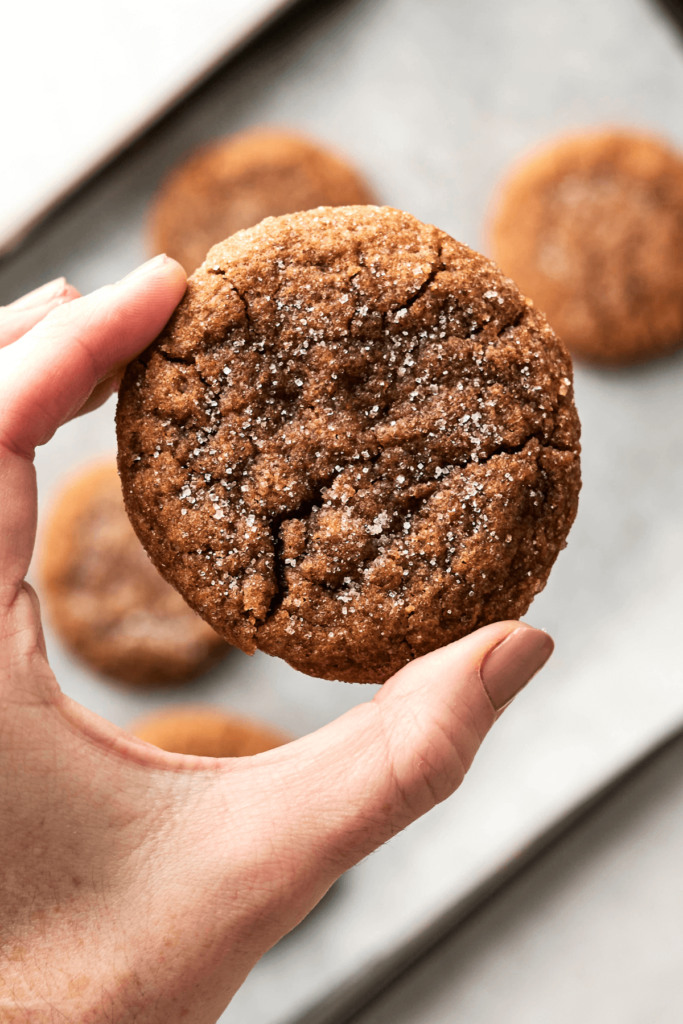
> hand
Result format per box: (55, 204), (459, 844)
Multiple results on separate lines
(0, 257), (553, 1024)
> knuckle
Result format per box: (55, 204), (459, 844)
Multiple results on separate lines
(381, 695), (489, 822)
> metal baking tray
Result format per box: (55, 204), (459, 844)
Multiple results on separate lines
(0, 0), (297, 255)
(3, 0), (683, 1021)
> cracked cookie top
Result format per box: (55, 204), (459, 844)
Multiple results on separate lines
(116, 206), (581, 683)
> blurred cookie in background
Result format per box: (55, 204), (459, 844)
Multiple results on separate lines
(129, 706), (290, 757)
(489, 128), (683, 365)
(149, 127), (375, 273)
(39, 459), (230, 687)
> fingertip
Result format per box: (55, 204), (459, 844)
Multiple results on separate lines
(118, 254), (187, 294)
(0, 284), (81, 351)
(106, 256), (187, 334)
(0, 257), (188, 455)
(376, 619), (521, 705)
(6, 277), (66, 311)
(59, 281), (82, 304)
(4, 277), (81, 315)
(480, 623), (554, 711)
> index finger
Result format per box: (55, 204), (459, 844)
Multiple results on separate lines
(0, 255), (186, 458)
(0, 255), (185, 601)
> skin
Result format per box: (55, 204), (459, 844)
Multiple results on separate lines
(0, 255), (553, 1023)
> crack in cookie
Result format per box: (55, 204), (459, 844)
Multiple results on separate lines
(117, 206), (581, 683)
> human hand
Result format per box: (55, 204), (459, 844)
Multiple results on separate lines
(0, 257), (553, 1023)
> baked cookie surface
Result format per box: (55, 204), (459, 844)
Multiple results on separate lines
(489, 129), (683, 364)
(40, 460), (229, 686)
(129, 706), (289, 757)
(150, 128), (374, 273)
(117, 205), (581, 684)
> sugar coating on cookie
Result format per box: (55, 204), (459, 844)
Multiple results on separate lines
(129, 706), (289, 757)
(489, 129), (683, 365)
(117, 205), (581, 684)
(150, 128), (375, 273)
(39, 460), (229, 686)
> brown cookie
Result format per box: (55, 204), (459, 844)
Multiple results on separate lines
(117, 205), (581, 684)
(489, 129), (683, 365)
(150, 127), (375, 273)
(129, 706), (289, 757)
(39, 460), (229, 686)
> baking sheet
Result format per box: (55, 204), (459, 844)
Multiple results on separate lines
(0, 0), (296, 255)
(2, 0), (683, 1022)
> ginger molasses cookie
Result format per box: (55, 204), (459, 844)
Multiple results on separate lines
(117, 205), (581, 684)
(150, 128), (374, 273)
(129, 706), (289, 757)
(40, 460), (229, 686)
(489, 129), (683, 365)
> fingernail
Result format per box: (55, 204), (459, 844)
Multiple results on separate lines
(480, 625), (554, 711)
(120, 254), (170, 284)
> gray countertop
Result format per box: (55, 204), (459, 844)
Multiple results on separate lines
(3, 1), (683, 1022)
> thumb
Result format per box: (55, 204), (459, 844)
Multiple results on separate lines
(263, 620), (552, 885)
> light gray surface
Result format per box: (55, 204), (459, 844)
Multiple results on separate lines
(2, 1), (683, 1023)
(349, 734), (683, 1024)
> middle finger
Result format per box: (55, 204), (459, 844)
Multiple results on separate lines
(0, 284), (81, 350)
